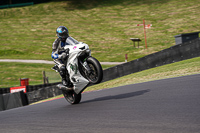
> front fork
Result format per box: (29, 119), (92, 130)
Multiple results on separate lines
(79, 59), (92, 74)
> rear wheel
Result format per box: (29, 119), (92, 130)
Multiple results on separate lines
(62, 90), (81, 104)
(85, 57), (103, 84)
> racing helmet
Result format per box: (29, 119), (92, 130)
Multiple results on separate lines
(56, 26), (69, 39)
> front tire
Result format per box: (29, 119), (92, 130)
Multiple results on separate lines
(86, 57), (103, 84)
(62, 90), (81, 104)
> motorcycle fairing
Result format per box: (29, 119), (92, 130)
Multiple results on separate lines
(65, 43), (89, 94)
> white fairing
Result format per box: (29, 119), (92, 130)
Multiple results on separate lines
(64, 41), (90, 94)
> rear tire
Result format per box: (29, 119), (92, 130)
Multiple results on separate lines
(86, 57), (103, 84)
(62, 90), (81, 104)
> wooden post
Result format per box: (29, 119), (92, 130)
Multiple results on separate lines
(143, 19), (147, 49)
(46, 77), (49, 84)
(43, 71), (46, 84)
(43, 71), (49, 84)
(125, 54), (128, 62)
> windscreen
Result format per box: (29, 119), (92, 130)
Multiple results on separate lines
(66, 36), (79, 45)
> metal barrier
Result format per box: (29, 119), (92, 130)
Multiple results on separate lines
(0, 91), (28, 111)
(102, 38), (200, 82)
(26, 85), (62, 104)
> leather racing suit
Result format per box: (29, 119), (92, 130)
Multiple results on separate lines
(51, 36), (79, 87)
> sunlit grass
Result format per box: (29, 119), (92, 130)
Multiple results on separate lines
(0, 63), (114, 88)
(0, 0), (199, 62)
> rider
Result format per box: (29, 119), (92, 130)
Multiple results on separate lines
(51, 26), (79, 88)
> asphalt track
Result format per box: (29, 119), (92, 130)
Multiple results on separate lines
(0, 74), (200, 133)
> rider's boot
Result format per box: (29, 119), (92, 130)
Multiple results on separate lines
(51, 65), (59, 72)
(59, 66), (67, 86)
(59, 66), (73, 89)
(65, 71), (73, 88)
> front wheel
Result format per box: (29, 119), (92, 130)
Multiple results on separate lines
(62, 90), (81, 104)
(86, 57), (103, 84)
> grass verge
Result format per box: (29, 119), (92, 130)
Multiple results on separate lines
(86, 57), (200, 92)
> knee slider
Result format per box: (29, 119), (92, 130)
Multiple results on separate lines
(59, 66), (66, 76)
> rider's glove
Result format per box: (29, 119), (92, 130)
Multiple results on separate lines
(65, 48), (69, 55)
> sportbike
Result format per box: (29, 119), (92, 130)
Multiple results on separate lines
(56, 41), (103, 104)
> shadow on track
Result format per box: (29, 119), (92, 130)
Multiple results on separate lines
(82, 89), (150, 104)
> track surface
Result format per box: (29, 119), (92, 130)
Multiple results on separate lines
(0, 74), (200, 133)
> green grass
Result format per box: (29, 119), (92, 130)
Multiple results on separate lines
(0, 0), (199, 62)
(0, 63), (53, 88)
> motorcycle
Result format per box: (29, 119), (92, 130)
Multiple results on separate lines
(56, 39), (103, 104)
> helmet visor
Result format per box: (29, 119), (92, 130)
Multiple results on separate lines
(57, 32), (68, 39)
